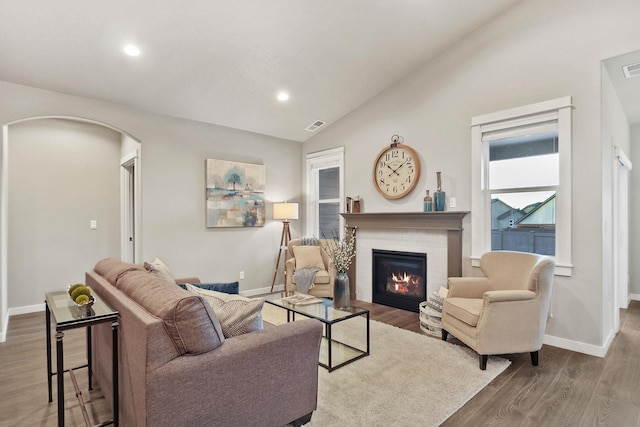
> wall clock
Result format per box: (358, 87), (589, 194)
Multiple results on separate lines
(373, 138), (421, 199)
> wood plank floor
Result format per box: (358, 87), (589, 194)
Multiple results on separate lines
(1, 300), (639, 426)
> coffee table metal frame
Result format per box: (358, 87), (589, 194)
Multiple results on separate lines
(45, 289), (119, 427)
(265, 298), (370, 372)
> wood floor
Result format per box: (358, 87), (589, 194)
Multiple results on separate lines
(1, 300), (639, 426)
(354, 299), (640, 427)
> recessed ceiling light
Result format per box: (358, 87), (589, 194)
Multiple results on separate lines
(277, 92), (290, 102)
(123, 44), (141, 57)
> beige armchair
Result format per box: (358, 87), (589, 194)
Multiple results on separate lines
(441, 251), (555, 370)
(285, 239), (336, 298)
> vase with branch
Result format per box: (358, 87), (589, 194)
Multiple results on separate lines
(322, 226), (356, 309)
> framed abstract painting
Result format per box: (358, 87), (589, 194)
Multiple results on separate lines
(206, 159), (266, 228)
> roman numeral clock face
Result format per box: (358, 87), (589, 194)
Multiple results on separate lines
(373, 144), (421, 199)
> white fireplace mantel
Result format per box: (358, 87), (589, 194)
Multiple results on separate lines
(342, 212), (468, 232)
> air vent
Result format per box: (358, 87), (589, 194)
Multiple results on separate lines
(305, 120), (326, 132)
(623, 62), (640, 78)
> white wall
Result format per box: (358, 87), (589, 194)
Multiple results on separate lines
(601, 64), (631, 337)
(0, 80), (302, 339)
(303, 0), (640, 354)
(631, 124), (640, 299)
(8, 119), (121, 308)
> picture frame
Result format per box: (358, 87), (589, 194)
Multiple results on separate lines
(205, 159), (265, 228)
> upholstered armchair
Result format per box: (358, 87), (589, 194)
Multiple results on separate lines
(285, 239), (336, 298)
(441, 251), (555, 370)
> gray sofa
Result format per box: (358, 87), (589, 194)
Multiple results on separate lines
(87, 258), (322, 426)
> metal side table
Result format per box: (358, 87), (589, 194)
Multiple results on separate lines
(45, 289), (119, 426)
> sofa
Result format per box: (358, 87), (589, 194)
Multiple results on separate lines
(87, 258), (323, 426)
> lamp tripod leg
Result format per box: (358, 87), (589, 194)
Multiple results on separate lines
(270, 224), (287, 292)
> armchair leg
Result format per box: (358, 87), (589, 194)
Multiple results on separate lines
(441, 329), (448, 341)
(292, 412), (313, 427)
(479, 354), (488, 370)
(530, 351), (539, 366)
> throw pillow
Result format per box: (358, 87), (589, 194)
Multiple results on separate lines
(144, 257), (175, 283)
(292, 246), (325, 270)
(185, 284), (264, 338)
(176, 282), (239, 294)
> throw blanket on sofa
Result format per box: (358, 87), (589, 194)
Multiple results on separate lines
(294, 268), (320, 294)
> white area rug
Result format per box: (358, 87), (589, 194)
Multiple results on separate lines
(262, 303), (511, 426)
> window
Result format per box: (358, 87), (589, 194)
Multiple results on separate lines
(306, 147), (344, 238)
(471, 97), (573, 276)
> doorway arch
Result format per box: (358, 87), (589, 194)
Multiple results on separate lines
(0, 116), (141, 342)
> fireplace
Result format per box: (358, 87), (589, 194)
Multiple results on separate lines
(372, 249), (426, 312)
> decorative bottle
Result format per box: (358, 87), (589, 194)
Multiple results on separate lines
(423, 190), (433, 212)
(434, 171), (446, 211)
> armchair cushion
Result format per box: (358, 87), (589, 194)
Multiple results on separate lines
(444, 298), (483, 327)
(292, 246), (325, 270)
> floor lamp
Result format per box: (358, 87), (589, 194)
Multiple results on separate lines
(271, 202), (299, 292)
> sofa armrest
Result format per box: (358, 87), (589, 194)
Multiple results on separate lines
(447, 277), (491, 298)
(147, 319), (322, 427)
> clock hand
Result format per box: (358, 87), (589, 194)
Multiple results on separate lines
(387, 165), (400, 176)
(388, 159), (409, 176)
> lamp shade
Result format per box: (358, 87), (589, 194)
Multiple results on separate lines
(273, 202), (299, 220)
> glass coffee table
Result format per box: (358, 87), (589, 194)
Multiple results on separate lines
(265, 297), (369, 372)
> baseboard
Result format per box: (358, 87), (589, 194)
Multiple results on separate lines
(8, 303), (45, 317)
(543, 331), (613, 358)
(0, 312), (7, 343)
(1, 303), (45, 343)
(629, 293), (640, 302)
(242, 284), (284, 297)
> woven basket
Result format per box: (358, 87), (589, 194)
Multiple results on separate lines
(419, 301), (442, 337)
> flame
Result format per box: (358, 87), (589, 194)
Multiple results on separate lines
(391, 272), (421, 286)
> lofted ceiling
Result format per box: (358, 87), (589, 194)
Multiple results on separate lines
(0, 0), (526, 142)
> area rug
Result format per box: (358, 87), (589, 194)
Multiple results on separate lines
(262, 303), (510, 426)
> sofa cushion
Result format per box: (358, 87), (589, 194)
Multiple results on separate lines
(444, 297), (483, 327)
(144, 257), (176, 284)
(94, 258), (146, 286)
(177, 282), (239, 294)
(117, 270), (225, 354)
(186, 284), (264, 338)
(292, 246), (325, 270)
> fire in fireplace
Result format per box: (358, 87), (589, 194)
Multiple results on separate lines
(372, 249), (426, 312)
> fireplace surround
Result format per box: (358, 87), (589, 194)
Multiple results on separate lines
(341, 212), (469, 305)
(372, 249), (426, 312)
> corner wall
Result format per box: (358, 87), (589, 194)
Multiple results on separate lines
(0, 81), (303, 339)
(303, 0), (640, 353)
(631, 125), (640, 300)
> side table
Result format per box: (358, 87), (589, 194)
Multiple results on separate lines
(45, 289), (119, 427)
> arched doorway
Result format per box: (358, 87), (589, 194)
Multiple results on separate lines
(0, 116), (141, 342)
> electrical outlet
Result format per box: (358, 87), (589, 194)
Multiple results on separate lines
(449, 197), (457, 208)
(90, 220), (97, 230)
(240, 271), (245, 280)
